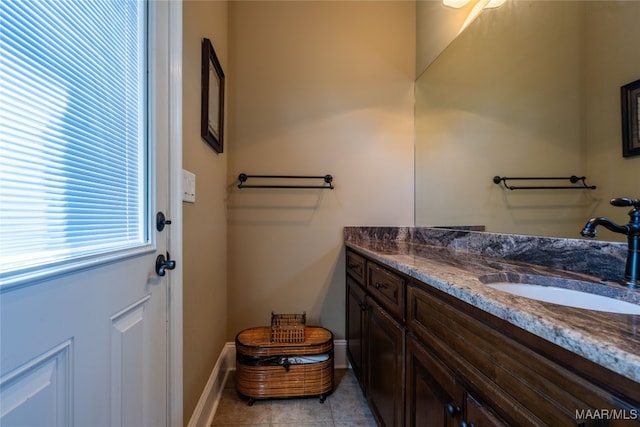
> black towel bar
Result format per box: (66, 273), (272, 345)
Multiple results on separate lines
(238, 173), (334, 189)
(493, 175), (596, 190)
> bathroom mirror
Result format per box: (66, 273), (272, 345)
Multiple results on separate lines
(414, 0), (640, 242)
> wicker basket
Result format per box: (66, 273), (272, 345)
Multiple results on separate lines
(271, 312), (306, 343)
(235, 326), (334, 404)
(236, 357), (333, 401)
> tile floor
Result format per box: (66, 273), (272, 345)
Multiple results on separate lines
(211, 369), (377, 426)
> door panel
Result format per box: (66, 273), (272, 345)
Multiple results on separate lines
(0, 2), (173, 425)
(110, 295), (151, 427)
(0, 340), (72, 426)
(1, 247), (168, 426)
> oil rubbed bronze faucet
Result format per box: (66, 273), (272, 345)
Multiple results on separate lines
(581, 198), (640, 288)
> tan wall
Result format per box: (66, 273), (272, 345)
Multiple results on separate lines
(584, 2), (640, 227)
(416, 0), (487, 77)
(182, 1), (228, 423)
(226, 1), (415, 339)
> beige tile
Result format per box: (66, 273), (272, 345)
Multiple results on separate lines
(334, 419), (377, 427)
(212, 368), (375, 427)
(329, 395), (373, 423)
(327, 372), (373, 422)
(211, 388), (271, 426)
(271, 423), (335, 427)
(270, 398), (332, 424)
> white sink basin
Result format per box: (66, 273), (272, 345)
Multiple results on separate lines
(487, 283), (640, 315)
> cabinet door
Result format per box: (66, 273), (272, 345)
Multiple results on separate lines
(406, 334), (464, 427)
(367, 299), (405, 427)
(464, 393), (508, 427)
(346, 276), (367, 387)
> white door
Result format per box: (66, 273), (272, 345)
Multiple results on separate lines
(0, 2), (179, 426)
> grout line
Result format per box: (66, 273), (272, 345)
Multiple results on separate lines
(211, 369), (374, 427)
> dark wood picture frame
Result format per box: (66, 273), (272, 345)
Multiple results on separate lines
(621, 78), (640, 158)
(201, 38), (225, 154)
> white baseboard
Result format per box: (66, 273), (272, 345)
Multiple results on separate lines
(186, 339), (348, 427)
(186, 342), (234, 427)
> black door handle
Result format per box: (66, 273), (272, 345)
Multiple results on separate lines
(155, 252), (176, 276)
(156, 211), (172, 232)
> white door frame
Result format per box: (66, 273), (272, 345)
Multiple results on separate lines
(166, 1), (183, 426)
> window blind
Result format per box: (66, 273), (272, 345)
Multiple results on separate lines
(0, 0), (147, 279)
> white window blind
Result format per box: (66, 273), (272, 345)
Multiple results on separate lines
(0, 0), (147, 281)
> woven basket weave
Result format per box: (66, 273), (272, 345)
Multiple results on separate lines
(271, 312), (306, 343)
(235, 326), (334, 402)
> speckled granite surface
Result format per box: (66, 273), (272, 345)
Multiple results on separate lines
(344, 227), (640, 383)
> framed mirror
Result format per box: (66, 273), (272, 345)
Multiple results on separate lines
(201, 38), (225, 154)
(415, 1), (640, 241)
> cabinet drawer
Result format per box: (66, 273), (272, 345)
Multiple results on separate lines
(367, 262), (404, 320)
(407, 283), (640, 426)
(346, 250), (366, 285)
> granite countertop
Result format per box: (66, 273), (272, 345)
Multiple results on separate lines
(344, 227), (640, 384)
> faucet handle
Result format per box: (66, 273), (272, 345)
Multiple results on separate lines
(610, 198), (640, 209)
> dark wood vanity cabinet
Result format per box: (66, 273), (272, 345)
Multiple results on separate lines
(407, 282), (640, 427)
(346, 250), (405, 427)
(367, 262), (404, 321)
(406, 334), (506, 427)
(346, 250), (366, 285)
(346, 250), (367, 388)
(406, 334), (464, 427)
(346, 247), (640, 427)
(465, 393), (508, 427)
(346, 276), (367, 387)
(367, 298), (405, 427)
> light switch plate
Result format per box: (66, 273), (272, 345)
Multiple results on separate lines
(182, 169), (195, 203)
